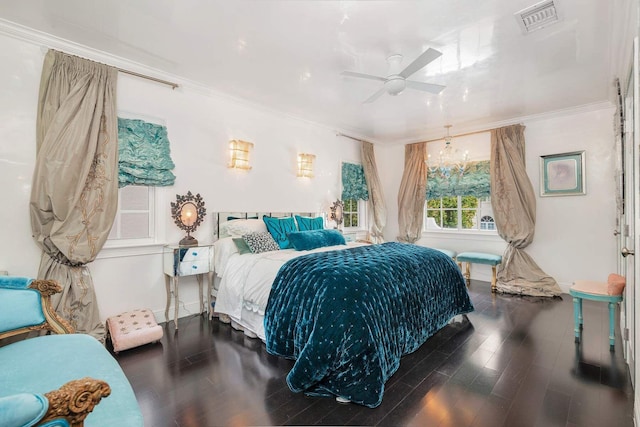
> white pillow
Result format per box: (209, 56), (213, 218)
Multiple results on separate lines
(213, 237), (239, 277)
(219, 219), (267, 238)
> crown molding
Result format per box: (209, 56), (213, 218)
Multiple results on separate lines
(388, 100), (615, 146)
(0, 18), (374, 144)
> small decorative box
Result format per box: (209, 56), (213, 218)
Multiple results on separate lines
(106, 308), (163, 353)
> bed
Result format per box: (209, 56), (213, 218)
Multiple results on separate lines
(212, 213), (473, 408)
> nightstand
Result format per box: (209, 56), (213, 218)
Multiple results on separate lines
(163, 244), (213, 329)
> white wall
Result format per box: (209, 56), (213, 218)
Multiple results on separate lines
(0, 34), (361, 322)
(379, 105), (618, 291)
(0, 27), (619, 323)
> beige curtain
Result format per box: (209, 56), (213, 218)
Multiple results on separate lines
(491, 125), (561, 296)
(397, 142), (426, 243)
(361, 141), (387, 243)
(30, 50), (119, 340)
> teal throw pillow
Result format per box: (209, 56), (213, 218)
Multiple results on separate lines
(0, 393), (48, 427)
(232, 238), (252, 255)
(287, 229), (346, 251)
(295, 215), (324, 231)
(263, 216), (297, 249)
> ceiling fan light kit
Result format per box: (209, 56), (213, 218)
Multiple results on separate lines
(341, 47), (445, 103)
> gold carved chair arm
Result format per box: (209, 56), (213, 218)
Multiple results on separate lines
(39, 377), (111, 427)
(28, 279), (75, 334)
(0, 279), (75, 340)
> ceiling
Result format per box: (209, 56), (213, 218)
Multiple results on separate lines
(0, 0), (617, 144)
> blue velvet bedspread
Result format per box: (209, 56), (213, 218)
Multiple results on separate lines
(264, 242), (474, 408)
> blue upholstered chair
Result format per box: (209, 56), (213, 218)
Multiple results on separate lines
(570, 276), (625, 352)
(0, 276), (143, 426)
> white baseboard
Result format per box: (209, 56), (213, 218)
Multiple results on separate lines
(153, 300), (205, 324)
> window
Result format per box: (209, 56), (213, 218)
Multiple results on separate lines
(425, 195), (495, 232)
(108, 186), (154, 241)
(424, 131), (492, 234)
(342, 199), (361, 228)
(480, 215), (496, 230)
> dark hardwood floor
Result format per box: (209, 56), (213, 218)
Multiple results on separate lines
(113, 280), (635, 426)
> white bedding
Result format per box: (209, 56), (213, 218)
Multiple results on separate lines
(213, 241), (367, 340)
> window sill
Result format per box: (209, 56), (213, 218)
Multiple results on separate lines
(98, 241), (167, 259)
(421, 229), (501, 242)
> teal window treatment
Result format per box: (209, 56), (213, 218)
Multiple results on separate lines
(341, 162), (369, 201)
(118, 118), (176, 187)
(426, 160), (490, 199)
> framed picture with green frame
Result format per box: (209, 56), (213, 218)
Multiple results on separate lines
(539, 151), (586, 197)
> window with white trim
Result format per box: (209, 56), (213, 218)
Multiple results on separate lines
(423, 131), (494, 233)
(108, 185), (155, 241)
(342, 199), (366, 229)
(425, 195), (494, 232)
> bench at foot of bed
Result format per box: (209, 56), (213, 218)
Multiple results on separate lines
(455, 252), (502, 292)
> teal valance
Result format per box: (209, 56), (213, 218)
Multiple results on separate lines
(341, 162), (369, 201)
(118, 118), (176, 188)
(427, 160), (490, 199)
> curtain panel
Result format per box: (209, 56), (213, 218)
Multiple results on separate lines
(30, 50), (119, 340)
(361, 141), (387, 243)
(427, 160), (491, 199)
(118, 117), (176, 187)
(341, 162), (369, 201)
(490, 125), (561, 296)
(397, 142), (427, 243)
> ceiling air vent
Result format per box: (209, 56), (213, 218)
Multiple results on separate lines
(515, 0), (561, 34)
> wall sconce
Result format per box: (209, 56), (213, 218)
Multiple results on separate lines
(228, 139), (253, 170)
(297, 153), (316, 178)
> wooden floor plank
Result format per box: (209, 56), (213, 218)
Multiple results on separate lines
(112, 280), (634, 426)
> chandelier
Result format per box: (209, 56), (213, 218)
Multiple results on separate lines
(427, 125), (469, 179)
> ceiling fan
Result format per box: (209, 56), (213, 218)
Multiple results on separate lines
(341, 48), (445, 103)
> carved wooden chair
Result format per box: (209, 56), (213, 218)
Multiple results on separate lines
(0, 277), (118, 427)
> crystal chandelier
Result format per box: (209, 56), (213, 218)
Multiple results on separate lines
(427, 125), (469, 179)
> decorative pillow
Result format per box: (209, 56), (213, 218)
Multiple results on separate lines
(262, 216), (297, 249)
(295, 215), (324, 231)
(287, 229), (347, 251)
(607, 273), (626, 295)
(219, 219), (267, 238)
(232, 237), (252, 255)
(0, 393), (48, 427)
(242, 232), (280, 253)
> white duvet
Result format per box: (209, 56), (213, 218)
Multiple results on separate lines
(214, 240), (367, 321)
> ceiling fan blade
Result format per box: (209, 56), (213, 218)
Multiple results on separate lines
(341, 71), (387, 82)
(405, 80), (446, 94)
(399, 48), (442, 79)
(363, 87), (387, 103)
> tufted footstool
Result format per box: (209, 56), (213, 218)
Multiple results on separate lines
(107, 308), (163, 353)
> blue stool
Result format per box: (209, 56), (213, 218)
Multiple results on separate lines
(455, 252), (502, 292)
(570, 280), (623, 352)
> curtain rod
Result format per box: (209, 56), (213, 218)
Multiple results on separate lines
(336, 132), (368, 143)
(117, 68), (179, 90)
(421, 128), (491, 144)
(47, 48), (179, 89)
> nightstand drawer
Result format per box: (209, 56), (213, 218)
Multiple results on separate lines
(178, 259), (209, 276)
(181, 247), (210, 262)
(163, 245), (212, 276)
